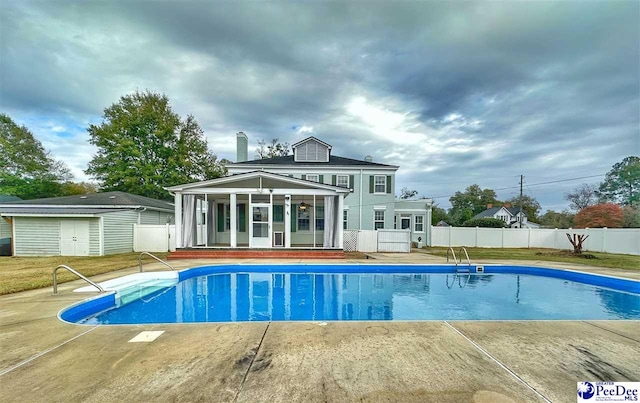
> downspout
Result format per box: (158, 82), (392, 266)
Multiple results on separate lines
(359, 169), (363, 230)
(137, 207), (147, 224)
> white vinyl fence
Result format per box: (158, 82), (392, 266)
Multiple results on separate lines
(133, 224), (176, 252)
(344, 229), (411, 253)
(431, 226), (640, 255)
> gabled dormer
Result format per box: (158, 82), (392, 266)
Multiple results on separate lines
(292, 137), (332, 163)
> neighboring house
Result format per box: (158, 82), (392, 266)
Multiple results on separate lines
(167, 133), (432, 250)
(0, 192), (174, 256)
(473, 203), (540, 228)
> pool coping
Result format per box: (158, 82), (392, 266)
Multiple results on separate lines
(58, 263), (640, 326)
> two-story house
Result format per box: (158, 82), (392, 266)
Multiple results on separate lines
(473, 203), (539, 228)
(167, 133), (432, 250)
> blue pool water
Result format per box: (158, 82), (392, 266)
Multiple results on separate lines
(71, 267), (640, 324)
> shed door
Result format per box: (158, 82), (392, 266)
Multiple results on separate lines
(60, 220), (90, 256)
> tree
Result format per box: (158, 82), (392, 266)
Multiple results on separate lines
(538, 210), (574, 228)
(0, 113), (74, 199)
(505, 194), (541, 221)
(565, 183), (599, 211)
(598, 156), (640, 205)
(461, 218), (508, 228)
(255, 138), (291, 159)
(86, 91), (226, 200)
(449, 184), (500, 225)
(399, 187), (418, 199)
(431, 206), (450, 225)
(574, 203), (624, 228)
(622, 202), (640, 228)
(566, 233), (589, 255)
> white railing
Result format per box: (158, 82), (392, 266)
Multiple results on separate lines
(343, 229), (411, 253)
(431, 226), (640, 255)
(133, 224), (176, 252)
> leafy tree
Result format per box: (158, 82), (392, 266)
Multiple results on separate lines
(255, 138), (291, 159)
(622, 202), (640, 228)
(565, 183), (599, 211)
(398, 187), (418, 199)
(0, 114), (75, 199)
(461, 218), (508, 228)
(86, 91), (226, 200)
(598, 156), (640, 205)
(431, 205), (450, 225)
(538, 210), (574, 228)
(505, 194), (541, 221)
(60, 181), (98, 196)
(574, 203), (624, 228)
(448, 184), (500, 225)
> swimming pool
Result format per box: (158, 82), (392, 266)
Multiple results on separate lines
(61, 264), (640, 324)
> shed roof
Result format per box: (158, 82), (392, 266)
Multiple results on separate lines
(0, 191), (173, 212)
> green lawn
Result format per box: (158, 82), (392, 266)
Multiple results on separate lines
(0, 252), (168, 295)
(422, 247), (640, 271)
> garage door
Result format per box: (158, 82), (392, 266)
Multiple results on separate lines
(60, 220), (90, 256)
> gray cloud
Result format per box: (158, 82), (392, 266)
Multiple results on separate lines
(1, 0), (638, 213)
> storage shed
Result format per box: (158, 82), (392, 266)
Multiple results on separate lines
(0, 192), (174, 256)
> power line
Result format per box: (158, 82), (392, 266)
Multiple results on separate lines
(429, 174), (604, 199)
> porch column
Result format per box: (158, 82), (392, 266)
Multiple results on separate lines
(338, 194), (344, 249)
(230, 193), (237, 248)
(174, 192), (182, 248)
(284, 195), (291, 248)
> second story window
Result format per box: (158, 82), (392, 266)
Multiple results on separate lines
(306, 174), (319, 183)
(337, 175), (349, 188)
(374, 175), (386, 193)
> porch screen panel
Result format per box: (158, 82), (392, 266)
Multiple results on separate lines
(182, 194), (196, 248)
(323, 196), (339, 248)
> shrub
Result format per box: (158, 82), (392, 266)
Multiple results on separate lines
(461, 218), (508, 228)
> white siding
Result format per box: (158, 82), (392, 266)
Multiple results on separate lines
(139, 210), (174, 225)
(89, 219), (100, 256)
(102, 210), (138, 255)
(0, 219), (10, 238)
(14, 217), (60, 256)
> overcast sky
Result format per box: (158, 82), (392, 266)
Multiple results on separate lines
(1, 1), (638, 212)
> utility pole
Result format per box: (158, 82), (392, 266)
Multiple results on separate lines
(519, 175), (524, 228)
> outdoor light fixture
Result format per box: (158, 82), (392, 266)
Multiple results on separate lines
(299, 202), (307, 211)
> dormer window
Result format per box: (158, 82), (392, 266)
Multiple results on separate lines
(292, 137), (331, 162)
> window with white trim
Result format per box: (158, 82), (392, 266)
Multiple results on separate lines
(343, 209), (348, 230)
(315, 205), (324, 230)
(374, 175), (386, 193)
(415, 215), (424, 232)
(306, 174), (319, 183)
(337, 175), (349, 188)
(374, 210), (385, 230)
(297, 207), (310, 231)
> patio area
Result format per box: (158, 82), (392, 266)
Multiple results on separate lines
(1, 256), (638, 402)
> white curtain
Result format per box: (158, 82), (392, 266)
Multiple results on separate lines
(182, 195), (195, 248)
(323, 196), (339, 248)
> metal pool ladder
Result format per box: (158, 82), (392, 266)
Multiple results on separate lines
(446, 247), (472, 273)
(52, 265), (105, 295)
(138, 252), (175, 272)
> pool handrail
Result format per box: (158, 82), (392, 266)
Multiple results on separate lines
(138, 252), (175, 272)
(446, 247), (458, 266)
(53, 265), (105, 295)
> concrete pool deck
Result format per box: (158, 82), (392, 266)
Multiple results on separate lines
(0, 254), (638, 402)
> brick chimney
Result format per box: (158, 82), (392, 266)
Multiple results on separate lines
(486, 203), (492, 209)
(504, 202), (511, 208)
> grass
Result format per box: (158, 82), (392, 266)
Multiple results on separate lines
(422, 247), (640, 271)
(0, 252), (168, 295)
